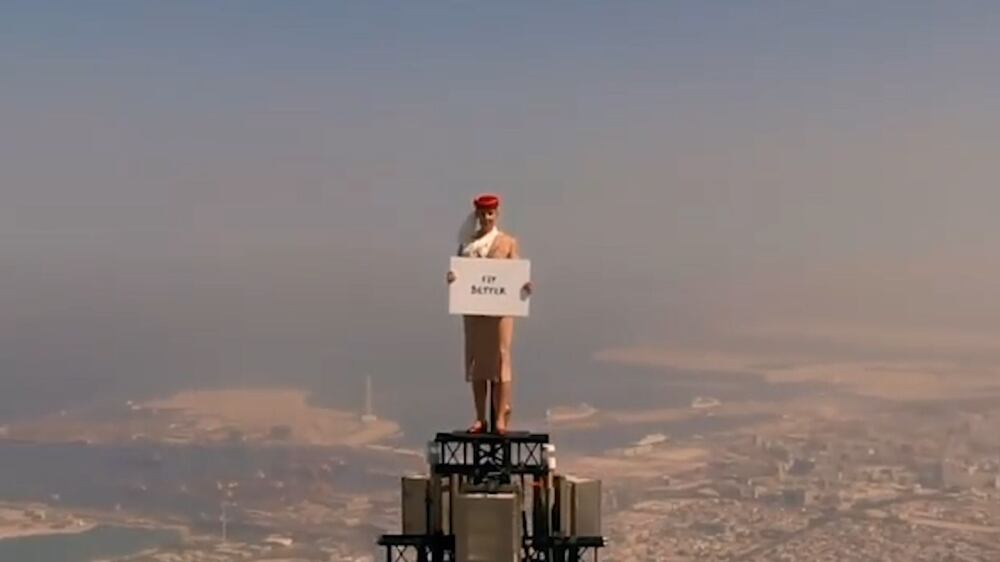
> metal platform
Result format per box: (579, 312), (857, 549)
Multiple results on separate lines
(377, 533), (606, 562)
(377, 534), (455, 562)
(431, 430), (551, 484)
(526, 536), (606, 562)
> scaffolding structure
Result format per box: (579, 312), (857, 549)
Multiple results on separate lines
(377, 428), (606, 562)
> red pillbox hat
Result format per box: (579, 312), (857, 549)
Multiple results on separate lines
(473, 193), (500, 210)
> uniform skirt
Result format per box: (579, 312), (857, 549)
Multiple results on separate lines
(463, 315), (513, 382)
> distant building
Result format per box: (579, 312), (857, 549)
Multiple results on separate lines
(622, 445), (653, 457)
(788, 457), (815, 476)
(545, 403), (597, 423)
(941, 459), (996, 490)
(361, 375), (378, 423)
(690, 396), (721, 409)
(767, 443), (791, 463)
(263, 535), (294, 547)
(780, 488), (817, 508)
(635, 433), (668, 447)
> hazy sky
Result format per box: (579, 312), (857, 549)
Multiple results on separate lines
(4, 2), (1000, 420)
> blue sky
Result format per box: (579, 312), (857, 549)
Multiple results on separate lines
(3, 2), (1000, 418)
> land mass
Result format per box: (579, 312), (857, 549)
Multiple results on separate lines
(0, 503), (95, 541)
(4, 388), (401, 448)
(595, 346), (1000, 401)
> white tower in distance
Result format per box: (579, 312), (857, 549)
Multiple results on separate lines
(220, 501), (228, 543)
(361, 375), (378, 423)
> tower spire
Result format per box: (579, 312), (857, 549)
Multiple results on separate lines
(362, 375), (377, 423)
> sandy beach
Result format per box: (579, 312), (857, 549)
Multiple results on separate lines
(144, 388), (402, 447)
(0, 504), (95, 541)
(5, 387), (402, 448)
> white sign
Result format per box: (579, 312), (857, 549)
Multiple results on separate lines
(449, 257), (531, 317)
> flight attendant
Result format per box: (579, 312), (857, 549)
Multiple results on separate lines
(447, 194), (531, 433)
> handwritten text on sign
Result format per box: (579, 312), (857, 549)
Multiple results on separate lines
(449, 257), (531, 317)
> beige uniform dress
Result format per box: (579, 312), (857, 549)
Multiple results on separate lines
(459, 228), (520, 383)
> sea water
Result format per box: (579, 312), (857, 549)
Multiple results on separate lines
(0, 525), (179, 562)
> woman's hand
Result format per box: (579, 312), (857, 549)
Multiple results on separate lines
(447, 271), (456, 284)
(521, 281), (533, 296)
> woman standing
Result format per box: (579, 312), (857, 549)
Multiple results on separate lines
(447, 194), (531, 433)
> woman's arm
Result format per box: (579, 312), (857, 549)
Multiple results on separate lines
(448, 244), (462, 284)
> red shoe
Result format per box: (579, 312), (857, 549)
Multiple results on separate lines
(467, 420), (486, 434)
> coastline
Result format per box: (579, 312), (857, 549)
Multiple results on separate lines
(3, 387), (402, 448)
(0, 521), (98, 542)
(595, 345), (1000, 401)
(0, 502), (190, 544)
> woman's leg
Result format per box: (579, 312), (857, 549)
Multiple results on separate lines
(465, 316), (489, 431)
(471, 380), (488, 429)
(503, 379), (513, 427)
(494, 380), (512, 431)
(495, 317), (514, 432)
